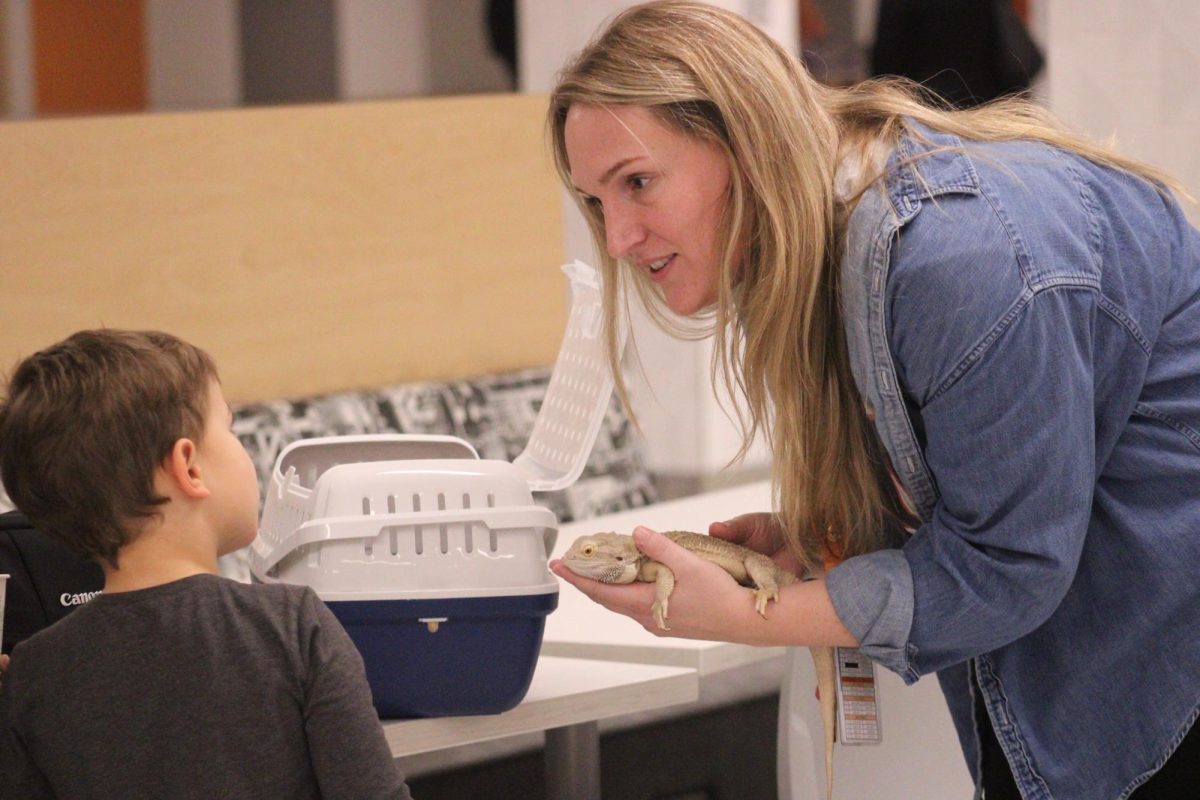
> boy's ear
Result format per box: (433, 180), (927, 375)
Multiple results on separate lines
(163, 438), (211, 500)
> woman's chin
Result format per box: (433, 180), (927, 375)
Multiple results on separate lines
(664, 291), (716, 318)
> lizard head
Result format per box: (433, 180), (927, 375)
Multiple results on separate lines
(560, 532), (642, 584)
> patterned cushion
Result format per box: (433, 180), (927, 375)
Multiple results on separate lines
(232, 365), (657, 525)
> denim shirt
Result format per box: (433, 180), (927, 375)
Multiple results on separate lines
(826, 125), (1200, 799)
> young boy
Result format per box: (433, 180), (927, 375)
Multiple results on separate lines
(0, 329), (412, 799)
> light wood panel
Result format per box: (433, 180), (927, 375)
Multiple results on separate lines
(0, 93), (566, 402)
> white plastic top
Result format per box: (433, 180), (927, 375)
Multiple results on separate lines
(513, 260), (628, 492)
(248, 262), (624, 594)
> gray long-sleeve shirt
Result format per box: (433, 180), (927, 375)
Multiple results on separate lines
(0, 573), (411, 799)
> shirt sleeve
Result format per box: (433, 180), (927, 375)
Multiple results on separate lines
(830, 285), (1098, 682)
(299, 589), (413, 800)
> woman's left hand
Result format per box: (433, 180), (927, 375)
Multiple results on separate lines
(550, 526), (763, 643)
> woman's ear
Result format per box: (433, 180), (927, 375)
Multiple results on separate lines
(162, 437), (210, 500)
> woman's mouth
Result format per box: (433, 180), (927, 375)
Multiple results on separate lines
(647, 255), (674, 276)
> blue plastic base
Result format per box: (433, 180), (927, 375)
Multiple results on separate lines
(326, 591), (558, 719)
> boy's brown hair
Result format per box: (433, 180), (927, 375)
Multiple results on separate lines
(0, 329), (218, 567)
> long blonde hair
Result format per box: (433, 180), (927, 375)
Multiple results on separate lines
(548, 0), (1181, 571)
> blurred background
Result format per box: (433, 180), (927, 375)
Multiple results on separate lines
(2, 0), (1196, 494)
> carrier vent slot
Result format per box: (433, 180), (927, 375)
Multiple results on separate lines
(389, 528), (398, 556)
(364, 539), (373, 558)
(490, 528), (499, 552)
(412, 493), (424, 554)
(387, 495), (397, 514)
(362, 497), (372, 515)
(462, 493), (474, 553)
(437, 493), (448, 553)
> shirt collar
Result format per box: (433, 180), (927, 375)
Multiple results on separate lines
(883, 120), (982, 216)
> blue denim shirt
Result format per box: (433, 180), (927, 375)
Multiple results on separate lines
(827, 124), (1200, 799)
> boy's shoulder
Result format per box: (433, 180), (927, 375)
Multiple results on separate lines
(13, 574), (319, 663)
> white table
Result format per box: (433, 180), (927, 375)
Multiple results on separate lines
(383, 655), (697, 800)
(543, 480), (785, 676)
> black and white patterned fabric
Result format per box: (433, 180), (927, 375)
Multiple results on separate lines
(232, 365), (657, 525)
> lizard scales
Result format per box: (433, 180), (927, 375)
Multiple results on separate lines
(561, 530), (839, 800)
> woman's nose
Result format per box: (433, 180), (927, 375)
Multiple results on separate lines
(604, 205), (646, 259)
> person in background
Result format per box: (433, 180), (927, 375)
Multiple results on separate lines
(486, 0), (518, 87)
(871, 0), (1043, 107)
(546, 3), (1198, 797)
(0, 329), (412, 800)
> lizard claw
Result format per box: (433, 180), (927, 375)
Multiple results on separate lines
(753, 588), (779, 618)
(652, 598), (671, 630)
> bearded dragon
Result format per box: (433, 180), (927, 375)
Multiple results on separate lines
(561, 530), (839, 800)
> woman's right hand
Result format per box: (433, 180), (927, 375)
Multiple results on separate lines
(709, 512), (805, 576)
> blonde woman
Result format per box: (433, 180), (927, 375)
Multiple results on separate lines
(546, 2), (1199, 798)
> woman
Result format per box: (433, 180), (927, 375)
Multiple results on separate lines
(546, 2), (1199, 798)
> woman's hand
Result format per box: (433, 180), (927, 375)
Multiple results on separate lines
(550, 526), (766, 644)
(709, 512), (806, 576)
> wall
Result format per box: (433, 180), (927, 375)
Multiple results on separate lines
(0, 0), (512, 116)
(145, 0), (239, 110)
(426, 0), (512, 96)
(239, 0), (338, 106)
(1043, 0), (1200, 222)
(335, 0), (429, 100)
(31, 0), (145, 114)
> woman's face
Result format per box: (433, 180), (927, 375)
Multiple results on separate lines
(564, 104), (731, 317)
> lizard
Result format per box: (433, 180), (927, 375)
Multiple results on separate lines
(560, 530), (839, 800)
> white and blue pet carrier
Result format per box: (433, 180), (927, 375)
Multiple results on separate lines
(249, 262), (624, 717)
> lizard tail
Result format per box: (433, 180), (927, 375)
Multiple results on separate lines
(811, 645), (837, 800)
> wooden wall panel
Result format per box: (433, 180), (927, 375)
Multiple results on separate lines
(33, 0), (146, 115)
(0, 94), (566, 403)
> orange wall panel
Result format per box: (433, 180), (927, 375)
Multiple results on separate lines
(33, 0), (145, 115)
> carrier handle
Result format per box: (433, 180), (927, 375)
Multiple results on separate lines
(253, 505), (558, 575)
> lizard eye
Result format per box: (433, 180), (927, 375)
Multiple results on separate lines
(582, 544), (595, 556)
(615, 556), (623, 561)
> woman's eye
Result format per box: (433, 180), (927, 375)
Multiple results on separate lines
(582, 195), (602, 209)
(627, 175), (650, 191)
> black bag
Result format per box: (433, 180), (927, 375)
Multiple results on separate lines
(993, 0), (1045, 91)
(0, 510), (104, 654)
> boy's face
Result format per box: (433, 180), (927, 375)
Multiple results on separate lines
(198, 380), (260, 555)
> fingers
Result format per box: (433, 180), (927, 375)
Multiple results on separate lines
(633, 527), (741, 591)
(708, 519), (736, 539)
(549, 557), (659, 622)
(708, 511), (774, 546)
(632, 526), (704, 572)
